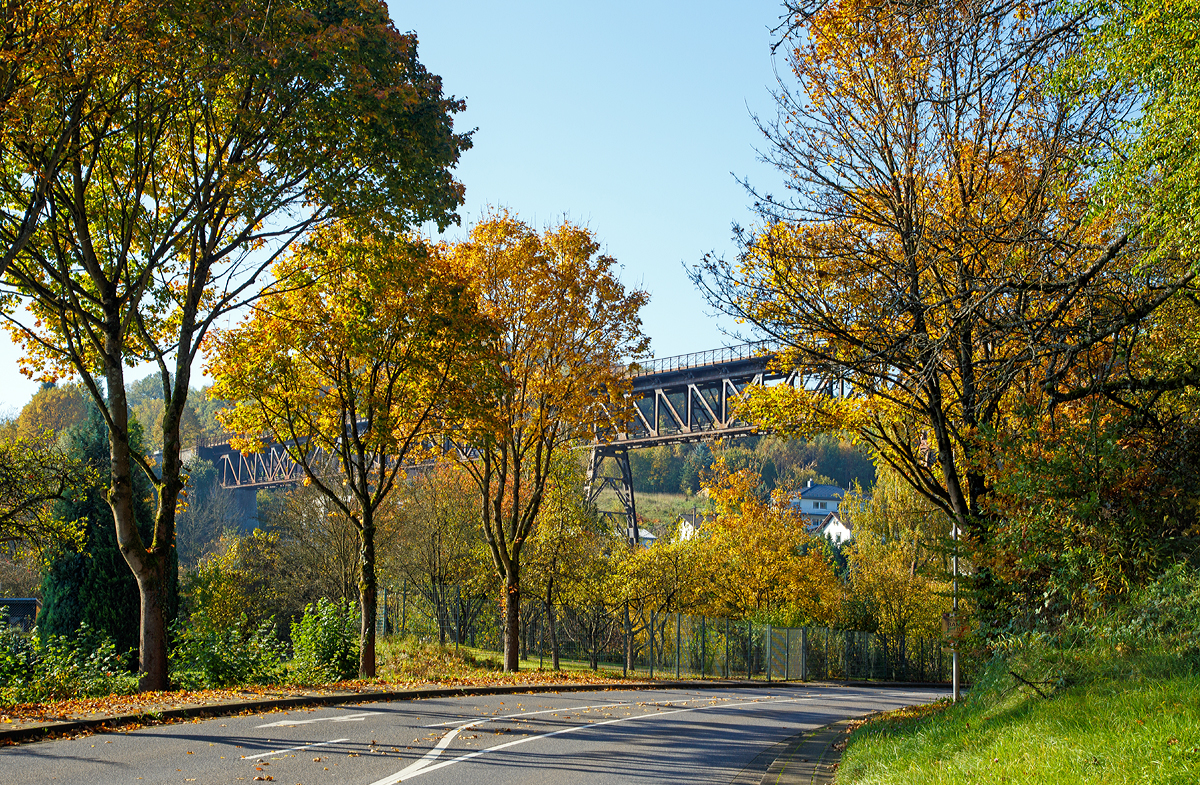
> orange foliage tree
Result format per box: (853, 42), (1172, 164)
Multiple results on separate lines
(1, 0), (470, 689)
(443, 212), (650, 672)
(693, 460), (841, 627)
(207, 225), (494, 678)
(692, 0), (1198, 624)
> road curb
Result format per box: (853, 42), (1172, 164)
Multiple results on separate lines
(0, 677), (948, 745)
(757, 719), (855, 784)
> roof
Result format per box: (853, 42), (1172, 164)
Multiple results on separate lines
(1, 598), (41, 631)
(798, 484), (846, 500)
(817, 510), (852, 532)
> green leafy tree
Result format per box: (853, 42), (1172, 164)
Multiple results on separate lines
(1, 0), (470, 690)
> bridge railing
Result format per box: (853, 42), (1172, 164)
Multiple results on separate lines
(630, 340), (780, 377)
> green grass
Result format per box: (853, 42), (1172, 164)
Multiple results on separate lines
(594, 490), (710, 534)
(375, 637), (629, 683)
(839, 666), (1200, 784)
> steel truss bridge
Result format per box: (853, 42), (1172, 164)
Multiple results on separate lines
(197, 341), (848, 543)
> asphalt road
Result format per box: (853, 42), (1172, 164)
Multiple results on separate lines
(0, 684), (946, 785)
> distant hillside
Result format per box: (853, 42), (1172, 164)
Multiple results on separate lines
(627, 434), (874, 496)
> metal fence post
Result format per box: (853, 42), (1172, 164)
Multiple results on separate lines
(649, 610), (655, 679)
(800, 628), (807, 681)
(700, 617), (706, 679)
(766, 624), (772, 682)
(675, 613), (681, 679)
(623, 603), (630, 678)
(784, 628), (790, 681)
(724, 618), (730, 679)
(747, 622), (753, 679)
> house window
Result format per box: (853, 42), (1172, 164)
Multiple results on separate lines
(814, 501), (827, 510)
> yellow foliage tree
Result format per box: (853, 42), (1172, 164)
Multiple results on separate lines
(443, 211), (650, 671)
(208, 224), (495, 678)
(695, 460), (841, 627)
(691, 0), (1192, 624)
(15, 384), (88, 438)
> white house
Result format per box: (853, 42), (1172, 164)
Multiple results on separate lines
(814, 510), (854, 545)
(793, 480), (846, 527)
(675, 510), (710, 541)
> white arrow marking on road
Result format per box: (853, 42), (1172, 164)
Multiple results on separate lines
(369, 695), (815, 784)
(257, 711), (380, 728)
(242, 737), (350, 760)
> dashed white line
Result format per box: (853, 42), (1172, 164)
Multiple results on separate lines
(242, 737), (350, 760)
(257, 711), (380, 728)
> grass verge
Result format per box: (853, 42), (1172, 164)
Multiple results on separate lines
(838, 562), (1200, 784)
(839, 670), (1200, 784)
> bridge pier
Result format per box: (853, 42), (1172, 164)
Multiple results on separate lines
(587, 446), (639, 546)
(233, 487), (259, 533)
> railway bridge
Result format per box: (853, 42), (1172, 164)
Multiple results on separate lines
(196, 341), (848, 542)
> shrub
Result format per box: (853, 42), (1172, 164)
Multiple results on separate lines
(290, 599), (359, 683)
(170, 612), (285, 689)
(0, 623), (135, 705)
(993, 562), (1200, 698)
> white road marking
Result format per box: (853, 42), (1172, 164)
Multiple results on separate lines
(421, 695), (738, 728)
(242, 737), (350, 760)
(257, 711), (380, 728)
(423, 701), (631, 727)
(369, 695), (813, 784)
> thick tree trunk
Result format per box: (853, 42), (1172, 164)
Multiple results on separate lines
(135, 568), (168, 689)
(103, 362), (172, 691)
(503, 571), (520, 671)
(359, 516), (377, 679)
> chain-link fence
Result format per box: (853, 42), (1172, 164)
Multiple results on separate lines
(377, 584), (950, 683)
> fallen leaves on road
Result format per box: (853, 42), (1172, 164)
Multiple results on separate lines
(0, 671), (625, 733)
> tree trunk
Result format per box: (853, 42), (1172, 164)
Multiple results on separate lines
(545, 577), (560, 671)
(104, 363), (171, 691)
(134, 560), (168, 690)
(359, 516), (377, 679)
(503, 571), (520, 671)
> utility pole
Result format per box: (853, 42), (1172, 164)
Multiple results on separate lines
(952, 521), (960, 702)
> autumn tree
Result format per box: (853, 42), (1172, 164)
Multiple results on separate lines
(694, 0), (1198, 623)
(694, 460), (841, 627)
(0, 429), (86, 550)
(446, 212), (650, 671)
(1, 0), (470, 689)
(0, 0), (157, 276)
(257, 485), (361, 615)
(385, 465), (494, 646)
(208, 225), (494, 678)
(523, 454), (608, 669)
(15, 383), (88, 438)
(838, 465), (953, 654)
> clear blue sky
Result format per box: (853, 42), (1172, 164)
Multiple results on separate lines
(0, 0), (787, 416)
